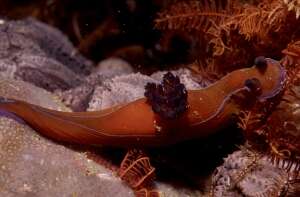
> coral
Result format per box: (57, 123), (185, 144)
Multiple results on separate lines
(119, 149), (155, 189)
(134, 188), (160, 197)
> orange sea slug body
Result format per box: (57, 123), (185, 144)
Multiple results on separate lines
(0, 58), (285, 147)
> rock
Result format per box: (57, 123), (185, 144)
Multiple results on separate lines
(42, 50), (203, 112)
(88, 68), (204, 111)
(211, 149), (299, 197)
(88, 73), (157, 111)
(0, 18), (93, 75)
(0, 18), (92, 91)
(0, 79), (134, 197)
(56, 58), (135, 111)
(14, 54), (83, 91)
(0, 79), (68, 111)
(55, 85), (95, 112)
(150, 69), (203, 90)
(94, 57), (134, 79)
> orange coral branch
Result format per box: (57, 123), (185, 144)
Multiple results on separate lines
(119, 149), (155, 189)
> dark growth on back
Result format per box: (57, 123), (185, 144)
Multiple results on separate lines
(144, 72), (188, 119)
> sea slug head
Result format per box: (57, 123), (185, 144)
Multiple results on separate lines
(254, 57), (286, 102)
(239, 57), (300, 172)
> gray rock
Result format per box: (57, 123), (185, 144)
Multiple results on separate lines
(94, 57), (134, 79)
(0, 18), (92, 91)
(0, 18), (209, 197)
(56, 57), (135, 111)
(211, 149), (298, 197)
(14, 54), (83, 91)
(0, 79), (68, 110)
(88, 73), (157, 111)
(55, 85), (95, 112)
(0, 18), (93, 75)
(150, 69), (204, 90)
(88, 68), (204, 111)
(0, 79), (134, 197)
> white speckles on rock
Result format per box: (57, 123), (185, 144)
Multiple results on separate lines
(0, 18), (93, 91)
(20, 183), (32, 192)
(212, 150), (293, 197)
(95, 57), (134, 78)
(0, 79), (70, 112)
(22, 154), (34, 161)
(0, 79), (134, 197)
(88, 73), (157, 110)
(151, 68), (205, 90)
(0, 18), (213, 197)
(88, 68), (205, 111)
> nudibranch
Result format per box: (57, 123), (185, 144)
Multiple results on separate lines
(0, 58), (285, 147)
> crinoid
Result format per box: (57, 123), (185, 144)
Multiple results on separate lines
(155, 0), (291, 54)
(154, 0), (234, 33)
(154, 0), (299, 73)
(282, 40), (300, 67)
(283, 0), (300, 18)
(118, 149), (158, 196)
(154, 0), (238, 57)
